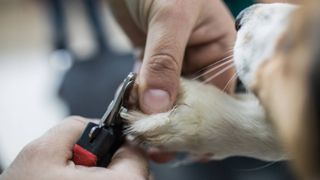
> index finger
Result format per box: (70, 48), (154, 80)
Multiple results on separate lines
(37, 116), (93, 164)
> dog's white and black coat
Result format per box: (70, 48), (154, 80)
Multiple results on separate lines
(121, 3), (298, 161)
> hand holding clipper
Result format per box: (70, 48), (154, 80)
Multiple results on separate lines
(72, 72), (136, 167)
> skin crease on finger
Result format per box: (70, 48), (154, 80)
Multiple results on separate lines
(153, 0), (236, 91)
(109, 0), (237, 94)
(107, 0), (237, 162)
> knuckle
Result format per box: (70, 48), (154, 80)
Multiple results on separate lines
(148, 53), (180, 75)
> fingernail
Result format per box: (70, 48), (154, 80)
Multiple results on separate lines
(143, 89), (171, 114)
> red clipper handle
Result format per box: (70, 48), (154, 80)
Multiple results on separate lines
(72, 144), (97, 166)
(72, 122), (124, 167)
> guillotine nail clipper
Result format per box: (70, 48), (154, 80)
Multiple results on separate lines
(72, 72), (136, 167)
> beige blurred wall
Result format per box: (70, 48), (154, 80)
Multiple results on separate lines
(0, 0), (131, 57)
(0, 0), (131, 168)
(0, 0), (50, 53)
(0, 0), (64, 168)
(0, 0), (294, 55)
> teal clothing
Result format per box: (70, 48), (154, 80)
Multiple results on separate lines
(224, 0), (255, 17)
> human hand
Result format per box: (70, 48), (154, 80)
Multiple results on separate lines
(109, 0), (236, 114)
(109, 0), (236, 163)
(0, 117), (149, 180)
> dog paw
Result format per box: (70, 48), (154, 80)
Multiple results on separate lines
(121, 79), (284, 161)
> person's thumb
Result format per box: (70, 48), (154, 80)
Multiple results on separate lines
(138, 7), (195, 114)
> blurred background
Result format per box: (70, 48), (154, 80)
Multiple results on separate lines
(0, 0), (296, 179)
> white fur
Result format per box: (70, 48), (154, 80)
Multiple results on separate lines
(122, 79), (284, 161)
(120, 3), (299, 162)
(234, 3), (297, 87)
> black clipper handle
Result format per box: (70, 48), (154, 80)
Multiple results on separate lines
(72, 122), (124, 167)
